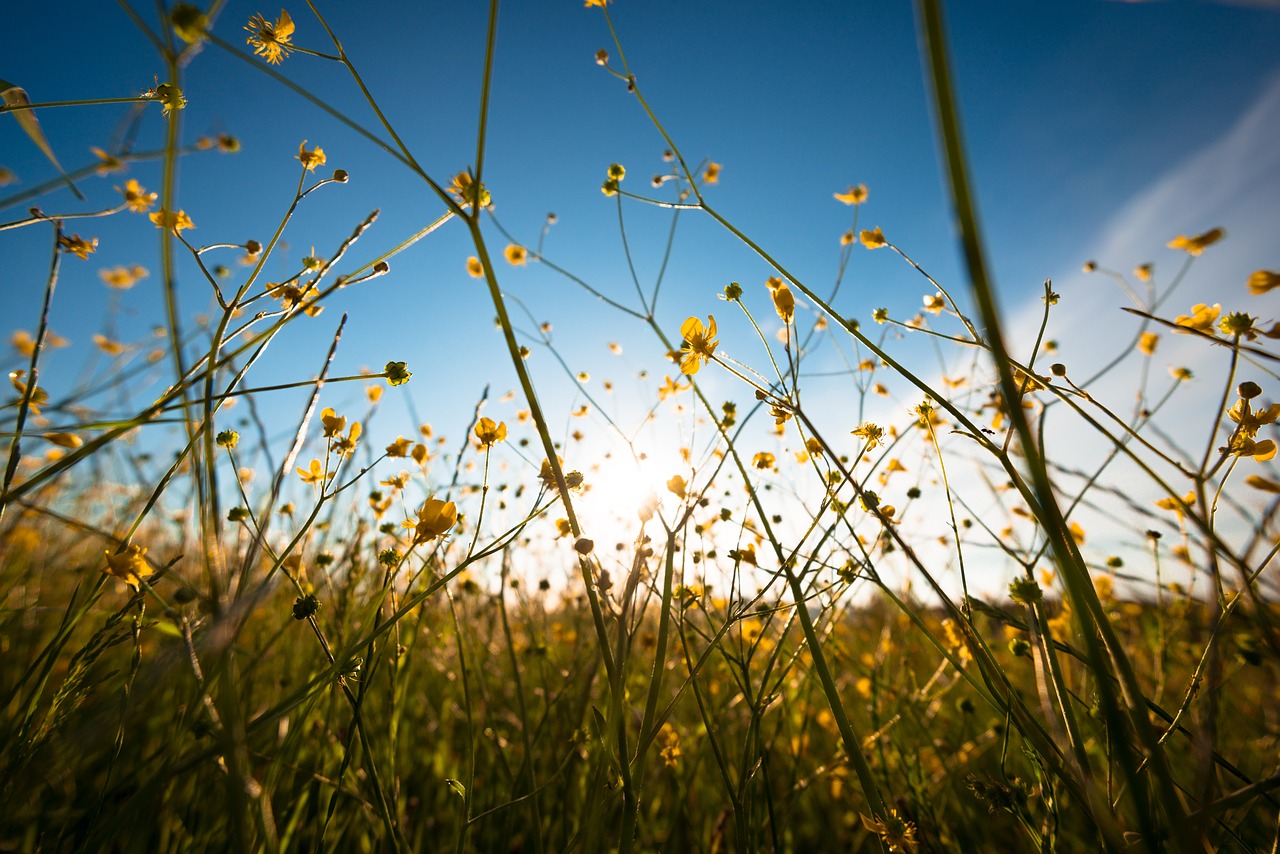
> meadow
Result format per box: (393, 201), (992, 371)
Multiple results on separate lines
(2, 2), (1279, 851)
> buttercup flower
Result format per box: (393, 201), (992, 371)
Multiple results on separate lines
(246, 9), (295, 64)
(1173, 303), (1220, 334)
(767, 277), (795, 324)
(834, 184), (868, 205)
(150, 208), (195, 235)
(852, 422), (884, 450)
(1248, 270), (1279, 295)
(297, 459), (333, 484)
(405, 497), (457, 542)
(860, 227), (886, 249)
(103, 543), (152, 588)
(466, 256), (484, 277)
(296, 140), (325, 172)
(1167, 227), (1223, 256)
(1137, 332), (1159, 356)
(505, 244), (528, 266)
(679, 315), (718, 375)
(386, 436), (413, 458)
(58, 234), (97, 259)
(119, 178), (157, 213)
(702, 162), (721, 184)
(474, 417), (507, 447)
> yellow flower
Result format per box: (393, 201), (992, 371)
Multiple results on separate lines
(702, 162), (721, 184)
(752, 452), (775, 470)
(99, 265), (148, 289)
(767, 277), (795, 323)
(1173, 303), (1220, 334)
(320, 407), (346, 438)
(1245, 474), (1280, 493)
(103, 543), (152, 588)
(851, 422), (884, 450)
(245, 9), (295, 64)
(1154, 491), (1196, 521)
(331, 420), (362, 456)
(1228, 398), (1280, 438)
(43, 432), (82, 449)
(678, 315), (718, 375)
(860, 227), (886, 249)
(93, 334), (125, 355)
(1248, 270), (1280, 295)
(405, 497), (457, 542)
(834, 184), (868, 205)
(297, 459), (333, 484)
(119, 178), (157, 213)
(386, 436), (413, 458)
(466, 256), (484, 277)
(658, 375), (686, 400)
(666, 474), (687, 499)
(448, 170), (490, 207)
(296, 140), (325, 172)
(1167, 227), (1223, 256)
(10, 331), (34, 357)
(149, 208), (195, 234)
(861, 809), (919, 852)
(58, 234), (97, 259)
(474, 417), (507, 447)
(504, 244), (528, 266)
(1134, 263), (1153, 283)
(91, 147), (124, 175)
(922, 292), (945, 314)
(1137, 331), (1159, 356)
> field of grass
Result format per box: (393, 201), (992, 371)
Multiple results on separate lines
(2, 2), (1279, 852)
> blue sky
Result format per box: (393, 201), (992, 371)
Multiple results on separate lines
(3, 1), (1279, 589)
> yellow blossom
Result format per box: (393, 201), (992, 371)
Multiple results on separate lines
(245, 9), (295, 64)
(319, 407), (346, 438)
(386, 436), (413, 458)
(666, 474), (687, 499)
(1134, 263), (1153, 283)
(851, 422), (884, 450)
(860, 227), (886, 249)
(752, 452), (775, 470)
(1137, 331), (1159, 356)
(585, 0), (610, 6)
(504, 244), (528, 266)
(767, 277), (795, 323)
(93, 334), (125, 355)
(58, 234), (97, 259)
(297, 459), (333, 484)
(404, 497), (457, 542)
(678, 315), (718, 375)
(1173, 303), (1219, 334)
(474, 417), (507, 446)
(1167, 227), (1224, 256)
(466, 256), (484, 277)
(834, 184), (868, 205)
(1245, 474), (1280, 493)
(99, 265), (148, 289)
(702, 162), (721, 184)
(119, 178), (156, 212)
(1248, 270), (1279, 295)
(103, 543), (152, 588)
(1154, 491), (1196, 521)
(861, 809), (918, 852)
(149, 208), (195, 235)
(922, 292), (945, 314)
(296, 140), (325, 172)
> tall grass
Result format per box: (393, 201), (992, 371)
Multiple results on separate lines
(2, 2), (1278, 851)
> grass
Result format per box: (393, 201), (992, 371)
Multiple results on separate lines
(2, 2), (1279, 851)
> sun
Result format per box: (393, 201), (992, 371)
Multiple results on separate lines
(576, 440), (684, 553)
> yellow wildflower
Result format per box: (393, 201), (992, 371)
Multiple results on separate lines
(297, 459), (333, 484)
(767, 277), (795, 323)
(43, 432), (82, 449)
(245, 9), (295, 64)
(1167, 227), (1223, 256)
(851, 422), (884, 450)
(1134, 263), (1153, 283)
(1137, 331), (1159, 356)
(474, 417), (507, 447)
(149, 208), (195, 234)
(1173, 303), (1219, 334)
(1154, 491), (1196, 521)
(861, 809), (919, 852)
(58, 234), (97, 259)
(99, 265), (148, 289)
(93, 334), (125, 355)
(386, 436), (413, 458)
(702, 162), (721, 184)
(405, 497), (457, 542)
(1248, 270), (1279, 295)
(296, 140), (325, 172)
(319, 407), (346, 438)
(119, 178), (156, 212)
(922, 292), (946, 314)
(585, 0), (610, 6)
(678, 315), (718, 375)
(752, 452), (775, 470)
(834, 184), (868, 205)
(860, 227), (886, 249)
(466, 256), (484, 277)
(504, 244), (528, 266)
(103, 543), (152, 588)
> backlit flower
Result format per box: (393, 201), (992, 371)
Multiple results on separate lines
(405, 497), (457, 542)
(297, 459), (333, 484)
(1248, 270), (1279, 295)
(119, 178), (156, 212)
(1167, 227), (1223, 256)
(103, 543), (152, 588)
(296, 140), (325, 172)
(149, 208), (195, 234)
(1173, 303), (1220, 334)
(679, 315), (718, 375)
(474, 417), (507, 447)
(466, 256), (484, 277)
(58, 234), (97, 259)
(246, 9), (295, 64)
(834, 184), (867, 205)
(702, 162), (721, 184)
(860, 227), (886, 249)
(767, 277), (795, 324)
(504, 244), (528, 266)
